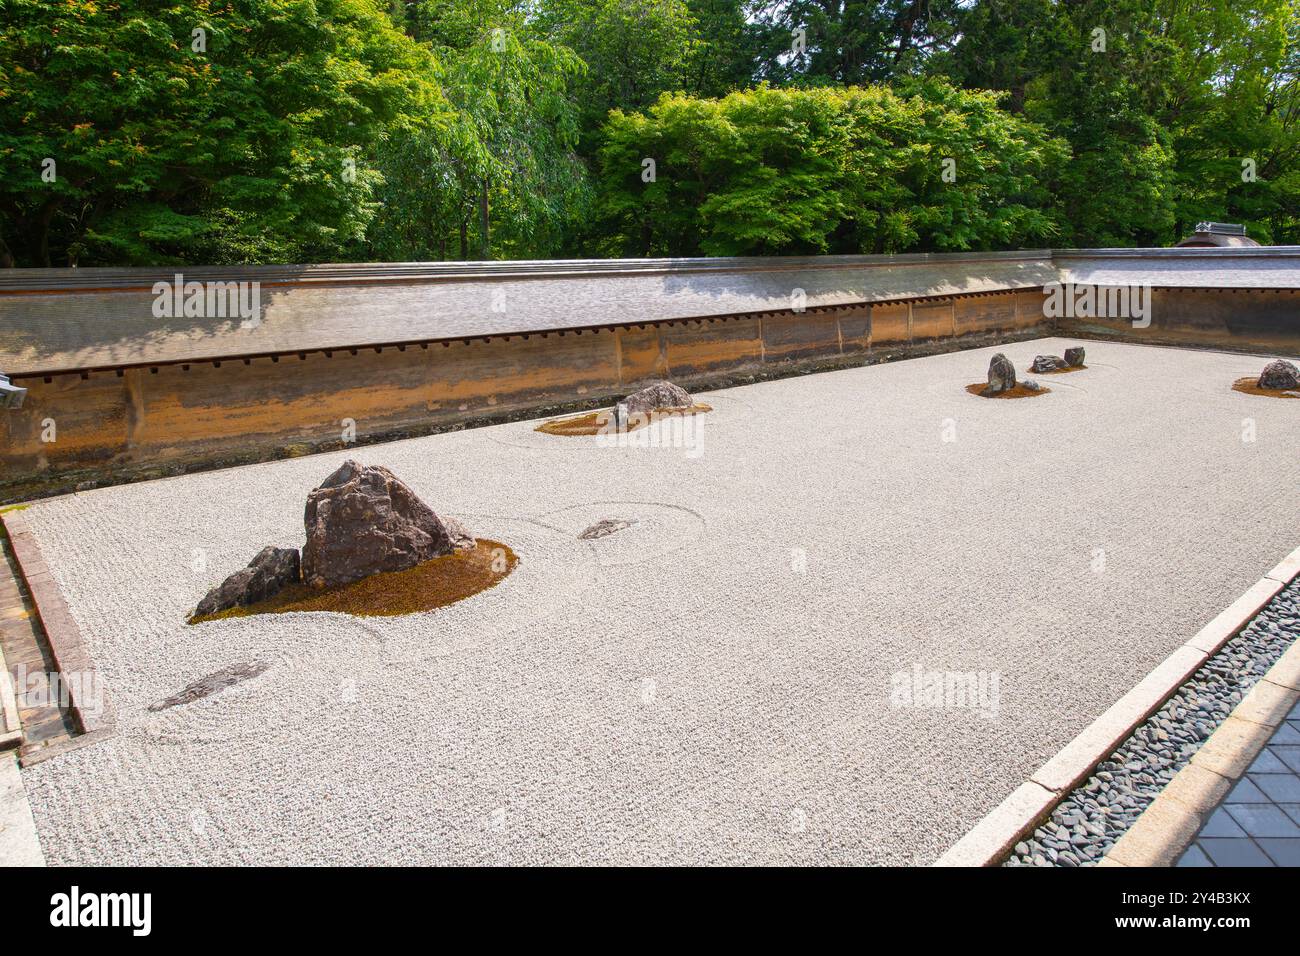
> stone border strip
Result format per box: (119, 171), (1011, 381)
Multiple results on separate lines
(0, 751), (44, 866)
(1099, 641), (1300, 867)
(0, 666), (21, 750)
(1, 510), (116, 761)
(934, 543), (1300, 867)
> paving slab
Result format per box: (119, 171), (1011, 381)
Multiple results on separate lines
(12, 338), (1300, 865)
(0, 752), (44, 866)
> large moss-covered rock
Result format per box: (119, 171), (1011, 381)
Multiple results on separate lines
(301, 460), (473, 589)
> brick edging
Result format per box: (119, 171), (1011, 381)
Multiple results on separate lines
(933, 543), (1300, 867)
(2, 511), (116, 746)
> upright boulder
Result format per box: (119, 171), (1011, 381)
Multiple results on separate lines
(195, 547), (300, 618)
(623, 381), (693, 417)
(1031, 355), (1067, 373)
(1064, 347), (1086, 368)
(982, 353), (1017, 396)
(1258, 359), (1299, 390)
(301, 460), (474, 589)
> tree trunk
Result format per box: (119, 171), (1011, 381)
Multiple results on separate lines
(37, 202), (56, 267)
(478, 178), (490, 259)
(892, 0), (927, 65)
(459, 219), (468, 261)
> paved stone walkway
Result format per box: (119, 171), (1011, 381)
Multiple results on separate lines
(1177, 702), (1300, 866)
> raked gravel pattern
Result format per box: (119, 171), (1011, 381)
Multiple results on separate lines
(13, 338), (1300, 865)
(1005, 577), (1300, 867)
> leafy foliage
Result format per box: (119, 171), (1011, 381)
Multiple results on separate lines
(597, 82), (1066, 256)
(1, 0), (1297, 264)
(366, 0), (588, 260)
(0, 0), (448, 265)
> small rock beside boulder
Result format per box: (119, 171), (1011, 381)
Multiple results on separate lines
(1258, 359), (1300, 390)
(302, 460), (475, 589)
(195, 547), (300, 618)
(579, 518), (638, 540)
(1031, 355), (1068, 373)
(623, 381), (693, 417)
(982, 353), (1017, 396)
(1064, 346), (1086, 368)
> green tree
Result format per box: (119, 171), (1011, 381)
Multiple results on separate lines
(0, 0), (448, 266)
(684, 0), (760, 96)
(537, 0), (703, 134)
(752, 0), (962, 86)
(597, 82), (1066, 257)
(937, 0), (1300, 245)
(370, 1), (588, 259)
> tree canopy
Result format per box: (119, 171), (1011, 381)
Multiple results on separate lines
(597, 81), (1067, 256)
(1, 0), (1296, 266)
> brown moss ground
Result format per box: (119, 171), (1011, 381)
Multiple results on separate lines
(536, 403), (712, 436)
(1231, 377), (1300, 400)
(189, 539), (518, 623)
(965, 383), (1052, 400)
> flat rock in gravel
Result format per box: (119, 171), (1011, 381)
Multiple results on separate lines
(579, 519), (638, 540)
(1031, 355), (1068, 373)
(148, 661), (270, 711)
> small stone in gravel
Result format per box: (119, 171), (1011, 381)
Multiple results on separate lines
(148, 661), (271, 712)
(579, 518), (638, 540)
(1258, 359), (1299, 390)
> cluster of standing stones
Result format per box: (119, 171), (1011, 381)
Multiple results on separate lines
(193, 460), (476, 618)
(981, 350), (1299, 397)
(1030, 347), (1086, 373)
(980, 346), (1084, 396)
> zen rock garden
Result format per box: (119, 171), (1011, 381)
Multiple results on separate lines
(967, 351), (1056, 399)
(537, 379), (709, 436)
(1232, 358), (1300, 399)
(969, 349), (1300, 402)
(1029, 347), (1086, 373)
(191, 460), (512, 621)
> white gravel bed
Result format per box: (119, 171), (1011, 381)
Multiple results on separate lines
(15, 338), (1300, 865)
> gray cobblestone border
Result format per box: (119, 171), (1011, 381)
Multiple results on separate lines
(935, 544), (1300, 867)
